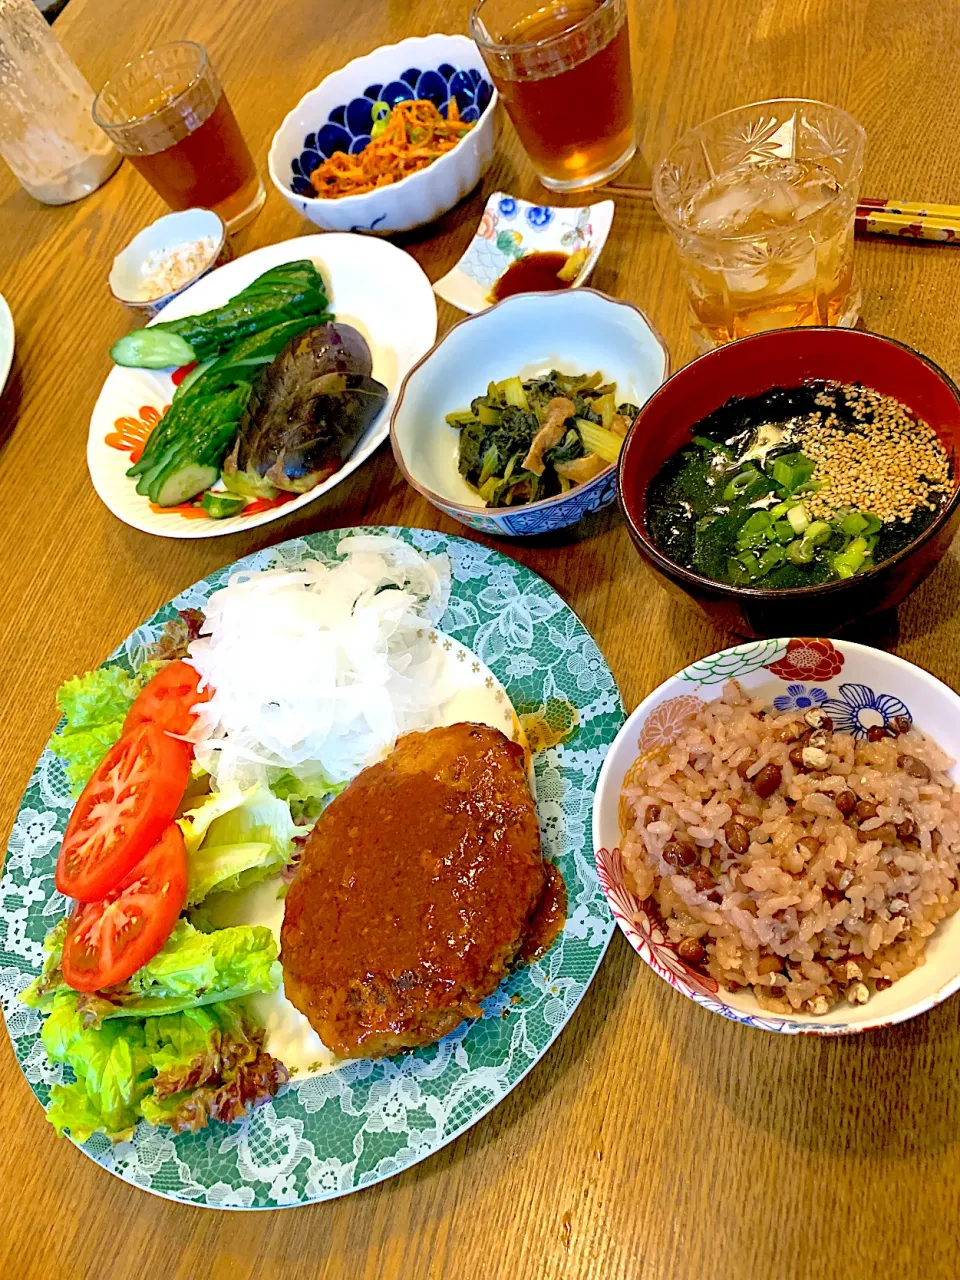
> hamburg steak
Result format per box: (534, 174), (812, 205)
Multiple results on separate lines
(280, 722), (545, 1058)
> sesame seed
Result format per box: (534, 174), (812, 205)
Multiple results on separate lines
(797, 383), (952, 524)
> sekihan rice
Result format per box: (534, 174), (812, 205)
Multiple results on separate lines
(620, 680), (960, 1014)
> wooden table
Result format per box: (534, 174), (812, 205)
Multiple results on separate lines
(3, 0), (960, 1275)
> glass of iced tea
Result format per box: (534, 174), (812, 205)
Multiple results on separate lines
(652, 99), (866, 350)
(469, 0), (635, 191)
(93, 41), (264, 232)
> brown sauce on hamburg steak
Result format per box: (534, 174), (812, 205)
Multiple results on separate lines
(280, 722), (561, 1058)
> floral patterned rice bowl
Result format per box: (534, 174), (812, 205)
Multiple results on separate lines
(593, 637), (960, 1035)
(433, 192), (615, 314)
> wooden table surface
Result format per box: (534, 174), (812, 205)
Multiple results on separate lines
(3, 0), (960, 1276)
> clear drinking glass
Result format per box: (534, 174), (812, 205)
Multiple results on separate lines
(470, 0), (635, 192)
(0, 0), (120, 205)
(93, 41), (264, 232)
(652, 98), (866, 350)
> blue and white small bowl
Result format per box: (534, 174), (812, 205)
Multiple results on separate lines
(433, 192), (615, 314)
(390, 289), (669, 538)
(594, 639), (960, 1036)
(268, 35), (497, 235)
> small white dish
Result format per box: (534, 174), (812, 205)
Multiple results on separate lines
(108, 209), (230, 319)
(593, 637), (960, 1036)
(391, 288), (668, 537)
(0, 292), (13, 398)
(433, 192), (615, 314)
(268, 34), (497, 236)
(88, 233), (437, 539)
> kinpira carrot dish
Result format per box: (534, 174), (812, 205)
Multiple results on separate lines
(308, 99), (475, 198)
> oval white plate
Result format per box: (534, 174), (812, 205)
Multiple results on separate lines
(87, 235), (437, 539)
(0, 291), (14, 398)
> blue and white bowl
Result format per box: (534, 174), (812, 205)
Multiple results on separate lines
(594, 639), (960, 1036)
(390, 289), (669, 538)
(268, 35), (497, 235)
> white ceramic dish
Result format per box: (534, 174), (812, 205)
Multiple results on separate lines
(391, 288), (669, 537)
(433, 192), (615, 314)
(593, 637), (960, 1036)
(0, 292), (13, 398)
(109, 208), (230, 320)
(268, 35), (497, 235)
(88, 234), (437, 539)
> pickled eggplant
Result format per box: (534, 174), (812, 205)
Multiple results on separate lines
(223, 323), (387, 497)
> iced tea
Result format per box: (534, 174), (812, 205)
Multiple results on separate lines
(471, 0), (635, 191)
(653, 99), (865, 349)
(94, 42), (264, 232)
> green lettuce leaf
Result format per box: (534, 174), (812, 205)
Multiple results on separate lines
(49, 665), (140, 794)
(140, 1002), (288, 1131)
(270, 768), (346, 824)
(42, 994), (287, 1144)
(22, 919), (280, 1023)
(43, 994), (152, 1143)
(178, 784), (298, 905)
(20, 917), (68, 1008)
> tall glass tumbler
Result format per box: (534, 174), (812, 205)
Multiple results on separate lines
(93, 41), (264, 232)
(470, 0), (635, 192)
(0, 0), (119, 205)
(653, 98), (866, 350)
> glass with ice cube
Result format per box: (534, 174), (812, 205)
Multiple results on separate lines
(652, 100), (865, 349)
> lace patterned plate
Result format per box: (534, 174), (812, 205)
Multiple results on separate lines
(0, 527), (624, 1208)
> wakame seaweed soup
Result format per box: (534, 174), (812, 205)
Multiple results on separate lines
(645, 381), (952, 589)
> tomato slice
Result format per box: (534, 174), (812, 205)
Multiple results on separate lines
(123, 659), (212, 741)
(61, 824), (188, 992)
(55, 722), (191, 901)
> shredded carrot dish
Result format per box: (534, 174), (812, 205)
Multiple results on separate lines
(309, 99), (475, 198)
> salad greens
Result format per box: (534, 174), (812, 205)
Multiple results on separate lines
(43, 994), (287, 1143)
(23, 918), (280, 1023)
(23, 592), (403, 1145)
(270, 769), (347, 825)
(49, 665), (141, 793)
(179, 784), (299, 905)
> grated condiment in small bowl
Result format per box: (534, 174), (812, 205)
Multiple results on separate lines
(109, 208), (231, 318)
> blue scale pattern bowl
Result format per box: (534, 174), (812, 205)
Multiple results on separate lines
(268, 35), (499, 235)
(290, 65), (493, 197)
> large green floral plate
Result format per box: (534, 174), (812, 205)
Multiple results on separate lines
(0, 527), (624, 1208)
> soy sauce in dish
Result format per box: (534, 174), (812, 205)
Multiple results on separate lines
(490, 251), (574, 301)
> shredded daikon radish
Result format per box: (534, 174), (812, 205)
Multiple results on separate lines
(187, 535), (453, 788)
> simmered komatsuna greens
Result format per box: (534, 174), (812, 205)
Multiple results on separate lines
(447, 370), (639, 508)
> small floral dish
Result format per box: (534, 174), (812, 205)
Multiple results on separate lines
(433, 193), (615, 314)
(391, 288), (668, 537)
(268, 35), (496, 235)
(108, 209), (230, 319)
(593, 637), (960, 1036)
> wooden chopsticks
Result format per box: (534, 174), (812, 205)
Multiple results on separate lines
(854, 198), (960, 243)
